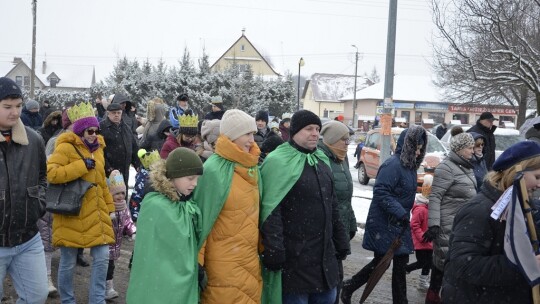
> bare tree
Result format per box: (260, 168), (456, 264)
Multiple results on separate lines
(431, 0), (540, 126)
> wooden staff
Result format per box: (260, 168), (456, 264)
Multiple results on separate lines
(516, 165), (540, 304)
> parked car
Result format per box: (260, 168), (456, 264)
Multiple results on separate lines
(439, 126), (524, 159)
(357, 127), (447, 191)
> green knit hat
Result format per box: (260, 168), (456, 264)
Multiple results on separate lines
(165, 147), (203, 179)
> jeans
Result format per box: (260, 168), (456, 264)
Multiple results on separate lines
(283, 287), (337, 304)
(0, 233), (48, 304)
(58, 245), (109, 304)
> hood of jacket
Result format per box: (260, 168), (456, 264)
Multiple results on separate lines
(474, 119), (497, 134)
(525, 126), (540, 142)
(112, 93), (132, 111)
(148, 160), (181, 202)
(157, 119), (172, 138)
(396, 125), (427, 170)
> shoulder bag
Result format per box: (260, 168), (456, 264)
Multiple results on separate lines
(46, 143), (94, 216)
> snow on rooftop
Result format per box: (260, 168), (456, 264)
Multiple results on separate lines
(310, 73), (370, 102)
(340, 75), (443, 103)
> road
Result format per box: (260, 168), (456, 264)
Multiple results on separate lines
(1, 146), (429, 303)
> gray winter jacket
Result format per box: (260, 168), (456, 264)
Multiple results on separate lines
(428, 151), (477, 270)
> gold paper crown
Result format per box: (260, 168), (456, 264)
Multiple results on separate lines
(178, 114), (198, 128)
(67, 102), (95, 122)
(137, 149), (161, 169)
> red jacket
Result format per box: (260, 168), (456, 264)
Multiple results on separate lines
(410, 201), (432, 250)
(160, 133), (180, 159)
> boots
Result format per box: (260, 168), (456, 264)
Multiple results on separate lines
(47, 275), (57, 296)
(419, 274), (430, 290)
(105, 280), (119, 300)
(340, 279), (354, 304)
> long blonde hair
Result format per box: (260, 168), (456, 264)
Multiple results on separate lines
(485, 156), (540, 191)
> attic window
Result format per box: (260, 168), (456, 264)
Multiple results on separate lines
(49, 77), (58, 88)
(241, 44), (245, 52)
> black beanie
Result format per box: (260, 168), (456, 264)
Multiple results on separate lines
(289, 110), (322, 138)
(0, 77), (22, 101)
(261, 135), (284, 154)
(177, 93), (189, 102)
(255, 110), (269, 124)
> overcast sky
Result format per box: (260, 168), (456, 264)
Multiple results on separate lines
(1, 0), (436, 81)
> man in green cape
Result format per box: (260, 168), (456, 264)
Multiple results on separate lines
(260, 110), (350, 304)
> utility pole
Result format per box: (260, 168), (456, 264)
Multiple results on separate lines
(297, 57), (305, 111)
(30, 0), (37, 98)
(380, 0), (398, 166)
(351, 45), (359, 129)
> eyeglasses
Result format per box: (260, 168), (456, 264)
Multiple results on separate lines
(85, 129), (100, 135)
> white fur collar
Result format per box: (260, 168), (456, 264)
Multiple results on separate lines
(0, 119), (29, 145)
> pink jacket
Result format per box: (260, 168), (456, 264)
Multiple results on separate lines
(109, 207), (137, 260)
(410, 200), (433, 250)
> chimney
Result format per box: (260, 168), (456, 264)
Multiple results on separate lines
(42, 61), (47, 74)
(13, 57), (22, 64)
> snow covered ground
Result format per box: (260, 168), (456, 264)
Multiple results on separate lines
(128, 143), (375, 227)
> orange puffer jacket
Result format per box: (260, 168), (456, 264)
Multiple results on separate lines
(200, 136), (262, 304)
(47, 132), (115, 248)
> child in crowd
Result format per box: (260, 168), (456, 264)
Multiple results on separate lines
(129, 149), (160, 222)
(406, 175), (434, 290)
(127, 147), (205, 303)
(106, 170), (136, 300)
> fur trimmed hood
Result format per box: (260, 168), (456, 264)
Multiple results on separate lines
(0, 119), (29, 145)
(396, 125), (427, 170)
(148, 160), (181, 202)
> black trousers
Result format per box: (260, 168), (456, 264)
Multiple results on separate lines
(345, 253), (409, 304)
(405, 249), (433, 275)
(425, 266), (443, 304)
(106, 260), (115, 281)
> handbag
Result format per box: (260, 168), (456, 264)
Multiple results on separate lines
(46, 143), (94, 216)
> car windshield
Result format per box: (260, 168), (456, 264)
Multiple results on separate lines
(495, 134), (523, 150)
(391, 132), (446, 154)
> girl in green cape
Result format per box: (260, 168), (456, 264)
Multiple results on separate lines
(127, 147), (204, 304)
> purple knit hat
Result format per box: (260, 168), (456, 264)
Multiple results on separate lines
(72, 116), (99, 136)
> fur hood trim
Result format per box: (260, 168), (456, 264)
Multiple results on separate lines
(397, 125), (427, 170)
(149, 160), (180, 201)
(0, 119), (29, 145)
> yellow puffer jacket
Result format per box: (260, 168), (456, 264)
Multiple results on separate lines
(200, 136), (262, 304)
(47, 132), (115, 248)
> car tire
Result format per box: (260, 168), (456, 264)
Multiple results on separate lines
(358, 163), (370, 185)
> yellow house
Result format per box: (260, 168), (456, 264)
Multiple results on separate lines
(302, 73), (370, 119)
(211, 31), (280, 77)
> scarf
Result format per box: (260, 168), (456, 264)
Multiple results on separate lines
(326, 142), (347, 161)
(83, 138), (100, 152)
(0, 130), (11, 143)
(114, 199), (127, 211)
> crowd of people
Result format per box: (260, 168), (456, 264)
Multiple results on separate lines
(2, 72), (540, 304)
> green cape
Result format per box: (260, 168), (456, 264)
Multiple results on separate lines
(259, 142), (330, 304)
(127, 192), (200, 303)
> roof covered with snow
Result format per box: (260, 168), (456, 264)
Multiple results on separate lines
(340, 75), (443, 103)
(0, 57), (95, 89)
(310, 73), (371, 102)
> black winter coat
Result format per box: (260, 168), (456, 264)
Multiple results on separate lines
(139, 119), (171, 152)
(99, 118), (141, 185)
(261, 142), (350, 293)
(20, 108), (43, 130)
(204, 110), (224, 120)
(254, 126), (272, 148)
(467, 121), (497, 170)
(0, 121), (47, 246)
(442, 183), (532, 303)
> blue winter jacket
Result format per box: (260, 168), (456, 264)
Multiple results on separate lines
(362, 126), (426, 256)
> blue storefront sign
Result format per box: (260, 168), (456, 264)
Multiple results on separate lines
(415, 102), (448, 111)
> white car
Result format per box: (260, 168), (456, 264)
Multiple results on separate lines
(440, 126), (524, 159)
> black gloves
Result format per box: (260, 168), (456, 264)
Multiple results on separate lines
(262, 250), (286, 272)
(349, 230), (357, 240)
(422, 226), (440, 243)
(198, 264), (207, 291)
(336, 250), (349, 261)
(83, 158), (96, 170)
(400, 215), (410, 227)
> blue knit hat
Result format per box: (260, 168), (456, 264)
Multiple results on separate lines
(492, 141), (540, 171)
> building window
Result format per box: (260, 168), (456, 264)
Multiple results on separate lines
(241, 45), (245, 52)
(23, 76), (30, 86)
(49, 77), (58, 88)
(415, 111), (423, 124)
(15, 76), (22, 86)
(428, 112), (445, 124)
(452, 113), (469, 124)
(401, 111), (410, 123)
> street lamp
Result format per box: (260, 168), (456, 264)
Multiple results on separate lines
(351, 45), (359, 129)
(297, 57), (305, 111)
